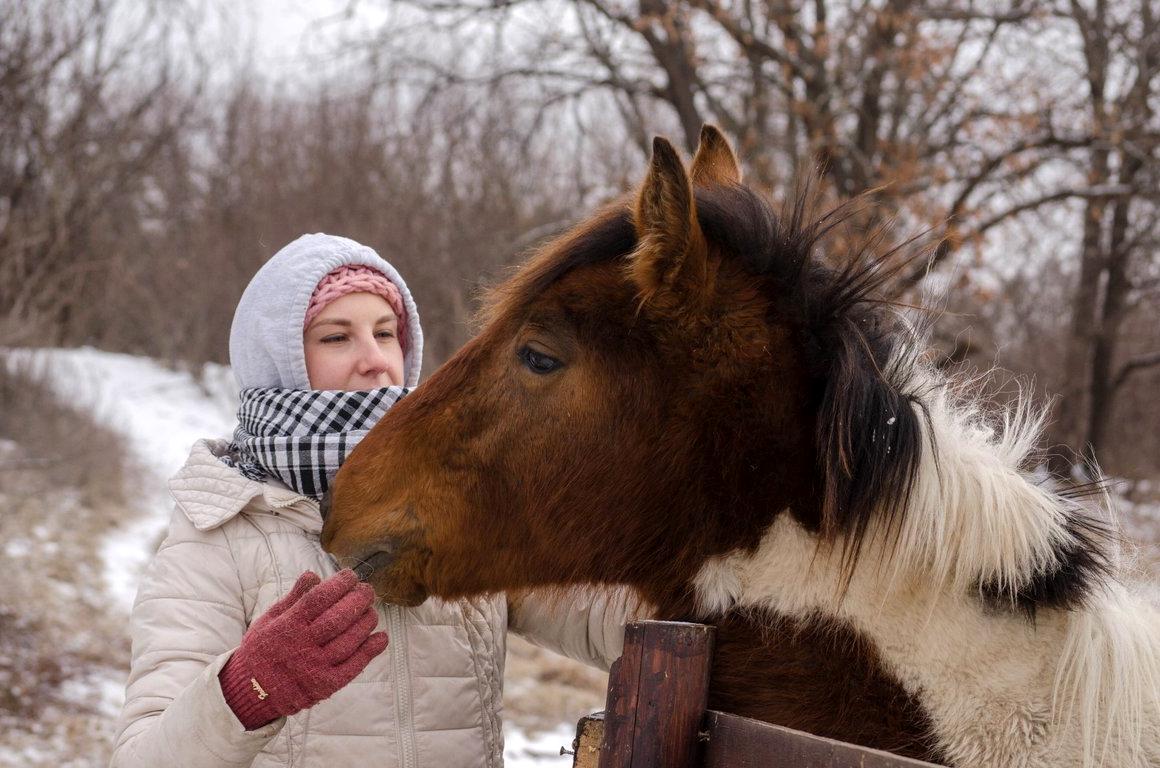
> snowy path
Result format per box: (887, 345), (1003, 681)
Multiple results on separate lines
(5, 347), (238, 609)
(5, 347), (574, 767)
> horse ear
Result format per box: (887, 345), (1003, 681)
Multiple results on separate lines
(631, 137), (710, 310)
(690, 125), (742, 187)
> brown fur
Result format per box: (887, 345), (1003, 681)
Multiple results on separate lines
(708, 607), (945, 763)
(322, 126), (939, 757)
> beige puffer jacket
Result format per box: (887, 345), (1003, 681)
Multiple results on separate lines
(110, 440), (635, 768)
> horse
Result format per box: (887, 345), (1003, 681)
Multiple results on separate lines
(320, 126), (1160, 767)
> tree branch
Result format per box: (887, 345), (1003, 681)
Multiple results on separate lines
(1113, 351), (1160, 391)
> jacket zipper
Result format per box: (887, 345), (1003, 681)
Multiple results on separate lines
(240, 514), (300, 764)
(390, 604), (417, 768)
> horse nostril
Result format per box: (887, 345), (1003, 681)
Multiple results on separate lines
(352, 549), (400, 582)
(319, 489), (332, 522)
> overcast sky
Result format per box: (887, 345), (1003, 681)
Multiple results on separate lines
(222, 0), (390, 85)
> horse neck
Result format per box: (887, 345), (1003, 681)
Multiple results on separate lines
(693, 384), (1081, 615)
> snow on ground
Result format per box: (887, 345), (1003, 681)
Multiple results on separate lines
(3, 346), (577, 767)
(504, 724), (576, 766)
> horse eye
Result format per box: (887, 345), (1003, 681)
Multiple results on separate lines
(518, 346), (562, 374)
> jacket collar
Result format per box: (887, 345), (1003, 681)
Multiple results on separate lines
(168, 439), (322, 533)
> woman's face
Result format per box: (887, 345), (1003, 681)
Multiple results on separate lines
(304, 292), (404, 390)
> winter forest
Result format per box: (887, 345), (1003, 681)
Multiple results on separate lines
(2, 0), (1159, 764)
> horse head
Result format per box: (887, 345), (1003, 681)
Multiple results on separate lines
(320, 126), (925, 611)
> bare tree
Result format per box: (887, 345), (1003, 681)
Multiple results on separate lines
(4, 0), (1157, 477)
(352, 0), (1160, 475)
(369, 2), (1083, 269)
(0, 0), (200, 348)
(1042, 0), (1160, 474)
(133, 71), (595, 368)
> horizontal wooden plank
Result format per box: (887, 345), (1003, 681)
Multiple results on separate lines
(701, 711), (946, 768)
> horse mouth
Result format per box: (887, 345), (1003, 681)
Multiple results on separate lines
(336, 542), (430, 606)
(351, 550), (398, 582)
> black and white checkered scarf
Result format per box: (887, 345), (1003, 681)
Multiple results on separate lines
(220, 386), (407, 499)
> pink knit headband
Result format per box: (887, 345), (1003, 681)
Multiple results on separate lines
(304, 265), (408, 353)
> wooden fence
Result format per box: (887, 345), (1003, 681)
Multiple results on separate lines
(569, 620), (944, 768)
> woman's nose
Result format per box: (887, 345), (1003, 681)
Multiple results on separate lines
(355, 336), (389, 373)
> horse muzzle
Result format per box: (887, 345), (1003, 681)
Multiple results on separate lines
(327, 535), (431, 606)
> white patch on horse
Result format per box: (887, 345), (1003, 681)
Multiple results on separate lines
(691, 550), (746, 617)
(691, 366), (1160, 768)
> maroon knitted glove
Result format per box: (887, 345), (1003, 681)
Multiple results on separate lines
(218, 569), (389, 729)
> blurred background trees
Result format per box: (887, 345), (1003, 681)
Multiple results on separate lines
(1, 0), (1158, 479)
(0, 0), (198, 351)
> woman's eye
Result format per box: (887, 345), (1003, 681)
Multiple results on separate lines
(321, 335), (347, 344)
(518, 346), (562, 374)
(376, 330), (396, 340)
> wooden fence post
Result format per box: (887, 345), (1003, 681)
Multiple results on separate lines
(598, 620), (715, 768)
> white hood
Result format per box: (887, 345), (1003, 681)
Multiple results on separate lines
(229, 233), (423, 390)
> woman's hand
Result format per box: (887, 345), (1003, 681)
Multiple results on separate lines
(218, 569), (389, 729)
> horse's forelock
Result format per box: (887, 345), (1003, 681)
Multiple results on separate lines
(483, 180), (923, 338)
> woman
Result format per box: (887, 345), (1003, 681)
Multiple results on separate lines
(111, 233), (636, 768)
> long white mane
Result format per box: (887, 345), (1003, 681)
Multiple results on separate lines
(898, 374), (1160, 767)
